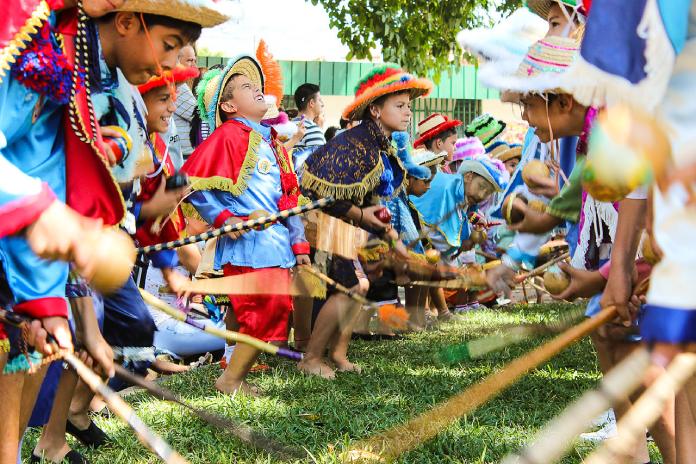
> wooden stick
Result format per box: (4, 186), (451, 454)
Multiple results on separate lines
(63, 352), (189, 463)
(514, 252), (570, 283)
(139, 289), (303, 361)
(345, 305), (619, 462)
(0, 310), (187, 463)
(474, 252), (571, 303)
(137, 197), (333, 253)
(584, 353), (696, 464)
(113, 365), (304, 460)
(299, 265), (379, 311)
(500, 348), (651, 464)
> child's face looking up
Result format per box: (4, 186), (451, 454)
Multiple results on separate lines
(219, 74), (268, 121)
(143, 86), (175, 134)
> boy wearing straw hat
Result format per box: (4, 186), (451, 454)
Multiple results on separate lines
(485, 34), (677, 462)
(0, 0), (231, 461)
(182, 55), (310, 395)
(413, 113), (462, 173)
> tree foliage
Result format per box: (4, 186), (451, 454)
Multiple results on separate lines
(311, 0), (522, 79)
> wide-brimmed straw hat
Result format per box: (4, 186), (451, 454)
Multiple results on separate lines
(524, 0), (586, 20)
(197, 54), (265, 131)
(117, 0), (232, 28)
(412, 148), (447, 168)
(480, 35), (580, 96)
(413, 114), (462, 147)
(487, 141), (523, 162)
(343, 65), (433, 121)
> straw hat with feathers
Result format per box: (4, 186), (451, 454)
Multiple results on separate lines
(117, 0), (233, 28)
(343, 65), (432, 121)
(197, 54), (265, 131)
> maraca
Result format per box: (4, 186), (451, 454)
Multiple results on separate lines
(543, 264), (570, 295)
(581, 105), (669, 202)
(248, 209), (273, 230)
(87, 228), (137, 294)
(470, 227), (488, 245)
(375, 207), (392, 224)
(522, 160), (550, 189)
(425, 249), (441, 264)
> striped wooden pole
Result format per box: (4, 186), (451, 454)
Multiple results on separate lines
(0, 310), (188, 464)
(345, 305), (619, 462)
(137, 197), (334, 254)
(500, 348), (651, 464)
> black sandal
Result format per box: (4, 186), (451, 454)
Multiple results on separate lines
(30, 450), (89, 464)
(66, 419), (109, 448)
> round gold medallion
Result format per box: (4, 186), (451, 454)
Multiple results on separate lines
(257, 159), (272, 174)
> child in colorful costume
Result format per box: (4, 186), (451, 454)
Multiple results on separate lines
(388, 136), (446, 328)
(182, 54), (309, 395)
(413, 113), (462, 173)
(560, 1), (696, 458)
(486, 32), (675, 461)
(22, 3), (229, 461)
(0, 2), (126, 460)
(299, 65), (432, 378)
(135, 65), (198, 287)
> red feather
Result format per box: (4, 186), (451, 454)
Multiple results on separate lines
(256, 39), (284, 108)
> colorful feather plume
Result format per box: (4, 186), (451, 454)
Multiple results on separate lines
(256, 39), (283, 108)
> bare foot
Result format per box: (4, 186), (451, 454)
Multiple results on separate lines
(33, 442), (73, 463)
(214, 376), (260, 397)
(330, 356), (362, 373)
(297, 357), (336, 379)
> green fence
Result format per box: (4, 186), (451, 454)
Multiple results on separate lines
(197, 58), (499, 101)
(198, 57), (488, 137)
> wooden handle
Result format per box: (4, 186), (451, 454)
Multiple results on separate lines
(346, 305), (619, 461)
(514, 252), (570, 283)
(139, 289), (302, 361)
(501, 348), (651, 464)
(585, 352), (696, 464)
(63, 352), (189, 464)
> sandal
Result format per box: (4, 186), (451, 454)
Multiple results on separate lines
(66, 419), (109, 448)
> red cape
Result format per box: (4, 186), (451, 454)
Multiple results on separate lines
(134, 134), (184, 246)
(182, 119), (301, 210)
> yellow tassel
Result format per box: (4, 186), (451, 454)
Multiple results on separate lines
(188, 131), (260, 197)
(294, 268), (327, 299)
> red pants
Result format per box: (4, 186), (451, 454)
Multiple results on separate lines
(222, 265), (293, 342)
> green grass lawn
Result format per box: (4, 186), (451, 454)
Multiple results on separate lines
(24, 302), (663, 463)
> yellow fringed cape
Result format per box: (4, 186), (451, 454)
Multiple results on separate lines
(300, 119), (406, 205)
